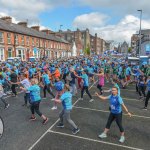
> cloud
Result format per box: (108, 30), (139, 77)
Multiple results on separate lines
(73, 12), (109, 29)
(0, 0), (71, 21)
(73, 13), (150, 42)
(78, 0), (150, 17)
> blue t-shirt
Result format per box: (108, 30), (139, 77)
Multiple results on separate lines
(88, 67), (94, 74)
(0, 79), (4, 85)
(27, 85), (41, 103)
(126, 67), (131, 75)
(147, 79), (150, 91)
(60, 92), (72, 110)
(108, 95), (123, 114)
(42, 74), (50, 85)
(81, 74), (89, 86)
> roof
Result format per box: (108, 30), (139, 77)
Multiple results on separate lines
(0, 19), (69, 44)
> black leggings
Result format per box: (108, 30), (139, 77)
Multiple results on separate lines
(97, 84), (103, 95)
(43, 84), (55, 98)
(81, 86), (92, 99)
(106, 112), (124, 132)
(11, 84), (17, 95)
(138, 86), (146, 97)
(30, 102), (42, 117)
(145, 91), (150, 107)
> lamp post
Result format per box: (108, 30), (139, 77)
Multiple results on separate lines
(137, 9), (142, 57)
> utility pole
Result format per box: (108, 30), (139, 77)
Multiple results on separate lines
(137, 10), (142, 57)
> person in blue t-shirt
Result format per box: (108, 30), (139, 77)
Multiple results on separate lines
(20, 78), (48, 125)
(143, 76), (150, 110)
(41, 71), (55, 100)
(95, 87), (131, 143)
(55, 84), (80, 135)
(75, 69), (94, 102)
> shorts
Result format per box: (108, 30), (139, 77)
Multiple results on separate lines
(126, 75), (130, 81)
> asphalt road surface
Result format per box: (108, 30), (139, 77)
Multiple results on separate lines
(0, 81), (150, 150)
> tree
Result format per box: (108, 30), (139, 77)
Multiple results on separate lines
(128, 47), (132, 53)
(84, 44), (90, 55)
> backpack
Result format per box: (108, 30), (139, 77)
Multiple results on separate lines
(55, 81), (64, 91)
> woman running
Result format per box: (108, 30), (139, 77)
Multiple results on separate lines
(95, 87), (131, 143)
(20, 78), (48, 124)
(93, 68), (104, 95)
(55, 84), (80, 134)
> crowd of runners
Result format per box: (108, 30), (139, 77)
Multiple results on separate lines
(0, 55), (149, 143)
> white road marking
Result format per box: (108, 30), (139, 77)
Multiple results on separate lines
(73, 106), (150, 119)
(28, 80), (98, 150)
(49, 130), (143, 150)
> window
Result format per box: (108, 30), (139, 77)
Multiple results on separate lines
(36, 39), (39, 47)
(40, 40), (43, 47)
(51, 43), (53, 48)
(21, 35), (24, 45)
(0, 48), (4, 60)
(7, 33), (11, 44)
(26, 37), (29, 46)
(44, 41), (47, 47)
(15, 34), (18, 45)
(32, 38), (34, 46)
(8, 48), (12, 57)
(0, 32), (4, 43)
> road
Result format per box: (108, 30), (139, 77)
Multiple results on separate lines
(0, 82), (150, 150)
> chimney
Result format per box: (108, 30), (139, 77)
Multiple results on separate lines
(41, 29), (53, 35)
(18, 22), (27, 27)
(1, 16), (12, 23)
(31, 26), (40, 31)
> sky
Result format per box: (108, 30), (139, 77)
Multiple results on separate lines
(0, 0), (150, 43)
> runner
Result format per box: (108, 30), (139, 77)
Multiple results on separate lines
(20, 78), (48, 124)
(95, 87), (131, 143)
(0, 83), (9, 109)
(75, 69), (94, 102)
(143, 76), (150, 110)
(93, 68), (105, 95)
(55, 84), (80, 134)
(51, 77), (64, 110)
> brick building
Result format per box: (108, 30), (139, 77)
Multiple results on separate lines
(56, 28), (107, 55)
(0, 16), (71, 61)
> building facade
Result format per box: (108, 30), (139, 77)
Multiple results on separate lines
(0, 16), (71, 61)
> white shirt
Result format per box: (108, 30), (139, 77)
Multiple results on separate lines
(21, 79), (31, 93)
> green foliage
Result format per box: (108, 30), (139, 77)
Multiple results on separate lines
(84, 44), (90, 55)
(128, 47), (132, 53)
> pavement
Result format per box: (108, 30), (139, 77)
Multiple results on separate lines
(0, 81), (150, 150)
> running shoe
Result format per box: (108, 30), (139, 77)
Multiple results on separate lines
(119, 136), (125, 143)
(142, 107), (147, 110)
(22, 104), (27, 107)
(42, 97), (46, 100)
(29, 117), (36, 121)
(57, 123), (64, 128)
(79, 98), (83, 101)
(51, 98), (55, 101)
(51, 106), (57, 110)
(72, 128), (80, 135)
(4, 104), (10, 109)
(42, 118), (49, 125)
(98, 132), (107, 138)
(89, 99), (94, 102)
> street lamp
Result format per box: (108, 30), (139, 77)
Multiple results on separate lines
(137, 9), (142, 57)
